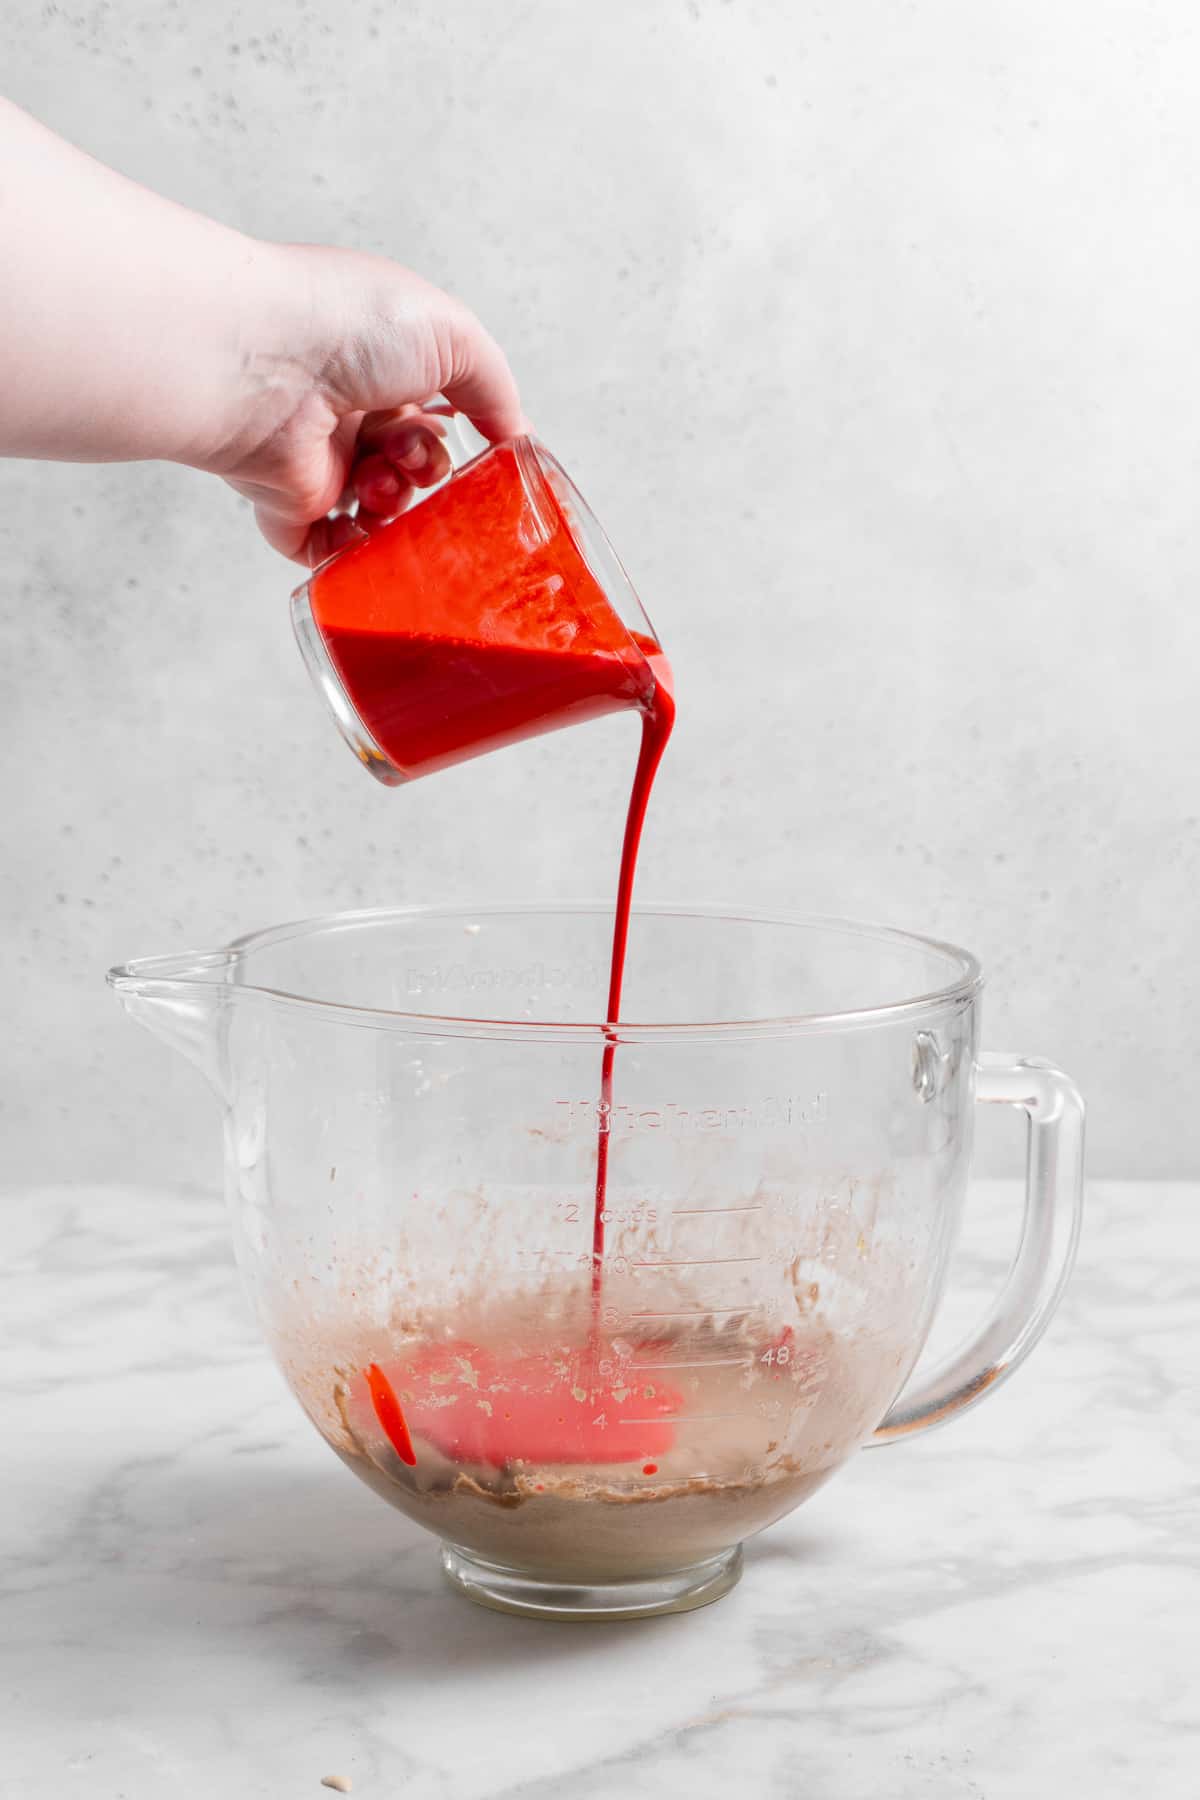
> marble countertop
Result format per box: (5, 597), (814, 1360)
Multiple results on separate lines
(1, 1180), (1195, 1799)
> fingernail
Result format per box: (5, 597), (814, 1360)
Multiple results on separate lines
(368, 468), (402, 499)
(391, 431), (428, 472)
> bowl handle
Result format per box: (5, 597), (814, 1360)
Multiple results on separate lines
(870, 1054), (1085, 1443)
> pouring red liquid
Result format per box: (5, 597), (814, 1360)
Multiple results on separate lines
(304, 436), (676, 1466)
(308, 441), (662, 779)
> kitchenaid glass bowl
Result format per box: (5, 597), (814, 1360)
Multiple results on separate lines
(110, 904), (1084, 1621)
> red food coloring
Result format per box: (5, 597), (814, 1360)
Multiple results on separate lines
(642, 1462), (658, 1476)
(371, 1341), (681, 1467)
(309, 443), (661, 782)
(590, 659), (673, 1313)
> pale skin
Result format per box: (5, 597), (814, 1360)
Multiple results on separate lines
(0, 97), (526, 565)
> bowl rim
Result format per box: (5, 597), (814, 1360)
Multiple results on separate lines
(109, 901), (985, 1044)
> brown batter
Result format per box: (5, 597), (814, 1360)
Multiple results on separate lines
(304, 1309), (913, 1581)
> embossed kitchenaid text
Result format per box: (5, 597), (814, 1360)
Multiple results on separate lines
(404, 958), (605, 996)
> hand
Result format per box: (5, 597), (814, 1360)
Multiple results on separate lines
(201, 245), (525, 566)
(0, 101), (525, 567)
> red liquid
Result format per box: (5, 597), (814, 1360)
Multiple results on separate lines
(371, 1341), (681, 1468)
(312, 442), (675, 1463)
(592, 653), (674, 1302)
(311, 443), (655, 779)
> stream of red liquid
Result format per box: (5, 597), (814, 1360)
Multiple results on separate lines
(591, 652), (674, 1300)
(310, 444), (676, 1464)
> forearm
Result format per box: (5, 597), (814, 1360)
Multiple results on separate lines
(0, 97), (287, 467)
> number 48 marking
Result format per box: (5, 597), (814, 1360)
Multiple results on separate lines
(761, 1346), (791, 1366)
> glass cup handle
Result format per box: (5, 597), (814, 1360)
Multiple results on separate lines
(870, 1053), (1085, 1444)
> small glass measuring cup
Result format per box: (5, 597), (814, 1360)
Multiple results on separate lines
(291, 423), (664, 785)
(110, 904), (1085, 1622)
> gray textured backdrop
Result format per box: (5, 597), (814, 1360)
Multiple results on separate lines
(2, 0), (1197, 1185)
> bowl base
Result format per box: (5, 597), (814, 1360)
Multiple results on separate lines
(440, 1542), (743, 1622)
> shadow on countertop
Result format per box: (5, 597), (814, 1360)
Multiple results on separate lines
(27, 1451), (844, 1691)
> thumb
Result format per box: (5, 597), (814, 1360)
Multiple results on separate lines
(432, 295), (528, 444)
(325, 260), (527, 446)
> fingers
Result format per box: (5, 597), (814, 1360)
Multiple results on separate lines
(252, 503), (315, 565)
(372, 423), (452, 490)
(355, 407), (453, 495)
(352, 452), (414, 518)
(234, 411), (360, 565)
(249, 481), (367, 566)
(344, 405), (454, 534)
(302, 512), (369, 569)
(254, 504), (352, 567)
(256, 396), (488, 564)
(297, 414), (451, 563)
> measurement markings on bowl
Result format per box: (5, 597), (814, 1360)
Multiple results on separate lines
(619, 1411), (746, 1426)
(629, 1355), (755, 1371)
(670, 1204), (764, 1217)
(629, 1305), (763, 1320)
(633, 1255), (763, 1268)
